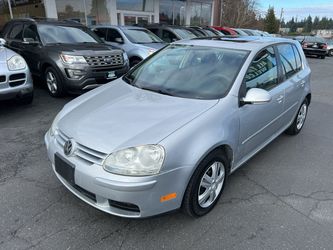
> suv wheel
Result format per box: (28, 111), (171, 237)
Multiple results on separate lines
(329, 50), (333, 57)
(285, 99), (308, 135)
(182, 149), (228, 217)
(45, 67), (64, 97)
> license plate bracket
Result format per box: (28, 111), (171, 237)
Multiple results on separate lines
(55, 153), (75, 185)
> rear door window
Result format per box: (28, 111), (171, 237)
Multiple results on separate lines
(292, 45), (302, 72)
(277, 44), (297, 79)
(244, 46), (278, 91)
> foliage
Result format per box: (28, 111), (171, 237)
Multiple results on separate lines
(264, 7), (279, 33)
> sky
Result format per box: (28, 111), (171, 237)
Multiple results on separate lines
(258, 0), (333, 21)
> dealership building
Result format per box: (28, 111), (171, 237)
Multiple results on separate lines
(0, 0), (215, 29)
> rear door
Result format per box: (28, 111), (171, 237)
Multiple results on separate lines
(238, 46), (285, 160)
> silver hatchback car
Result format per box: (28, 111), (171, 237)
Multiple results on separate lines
(0, 38), (33, 103)
(45, 37), (311, 218)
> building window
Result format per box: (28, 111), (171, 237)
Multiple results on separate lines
(86, 0), (111, 26)
(159, 0), (185, 25)
(190, 2), (212, 25)
(116, 0), (154, 12)
(56, 0), (86, 24)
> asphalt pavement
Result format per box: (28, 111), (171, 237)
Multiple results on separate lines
(1, 57), (333, 250)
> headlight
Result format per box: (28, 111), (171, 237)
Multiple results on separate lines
(49, 112), (62, 137)
(103, 145), (165, 176)
(148, 48), (156, 56)
(7, 55), (26, 71)
(60, 54), (87, 64)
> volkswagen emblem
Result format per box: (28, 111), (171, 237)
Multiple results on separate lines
(64, 139), (76, 156)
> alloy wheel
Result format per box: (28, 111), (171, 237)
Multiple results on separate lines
(46, 71), (58, 94)
(198, 161), (225, 208)
(296, 103), (307, 130)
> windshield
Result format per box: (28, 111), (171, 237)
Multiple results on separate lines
(173, 28), (197, 39)
(123, 45), (249, 99)
(123, 29), (163, 44)
(38, 24), (101, 44)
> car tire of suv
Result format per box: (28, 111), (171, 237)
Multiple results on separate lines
(17, 92), (33, 105)
(182, 149), (229, 217)
(285, 99), (309, 135)
(45, 67), (64, 97)
(329, 50), (333, 57)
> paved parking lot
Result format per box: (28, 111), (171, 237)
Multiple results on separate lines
(1, 57), (333, 250)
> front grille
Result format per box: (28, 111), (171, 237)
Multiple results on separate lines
(74, 185), (97, 202)
(9, 73), (26, 87)
(84, 53), (124, 68)
(0, 75), (5, 83)
(108, 200), (140, 213)
(55, 130), (108, 165)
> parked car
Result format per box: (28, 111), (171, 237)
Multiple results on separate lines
(0, 38), (33, 104)
(188, 26), (224, 37)
(210, 26), (238, 35)
(326, 39), (333, 56)
(232, 28), (249, 36)
(45, 36), (311, 218)
(92, 26), (166, 67)
(146, 25), (197, 43)
(1, 18), (129, 97)
(295, 36), (327, 59)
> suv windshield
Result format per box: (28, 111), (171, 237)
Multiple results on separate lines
(123, 29), (163, 44)
(123, 45), (249, 99)
(38, 24), (101, 44)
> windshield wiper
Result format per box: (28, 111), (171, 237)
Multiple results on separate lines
(140, 87), (175, 96)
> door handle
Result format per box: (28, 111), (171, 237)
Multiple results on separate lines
(276, 95), (284, 103)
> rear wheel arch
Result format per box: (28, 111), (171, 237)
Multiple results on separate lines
(305, 93), (311, 106)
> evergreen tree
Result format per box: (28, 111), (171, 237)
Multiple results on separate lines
(264, 7), (279, 33)
(304, 15), (312, 32)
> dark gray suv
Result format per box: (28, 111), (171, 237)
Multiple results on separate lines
(2, 18), (129, 97)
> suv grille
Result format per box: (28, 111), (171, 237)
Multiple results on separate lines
(84, 53), (124, 68)
(55, 130), (108, 165)
(9, 73), (26, 87)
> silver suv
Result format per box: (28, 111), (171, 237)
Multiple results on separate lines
(92, 26), (166, 67)
(0, 38), (33, 104)
(45, 37), (311, 218)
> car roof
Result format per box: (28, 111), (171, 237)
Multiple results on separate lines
(9, 18), (85, 27)
(92, 25), (148, 31)
(174, 36), (300, 51)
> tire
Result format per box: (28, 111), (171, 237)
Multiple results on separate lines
(285, 99), (309, 135)
(45, 67), (64, 97)
(182, 149), (229, 217)
(17, 92), (33, 105)
(329, 50), (333, 57)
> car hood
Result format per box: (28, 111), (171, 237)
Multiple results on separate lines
(135, 43), (166, 50)
(0, 47), (17, 62)
(44, 43), (122, 55)
(58, 80), (218, 153)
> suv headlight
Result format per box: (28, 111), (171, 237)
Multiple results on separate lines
(60, 54), (87, 64)
(103, 145), (165, 176)
(7, 55), (26, 71)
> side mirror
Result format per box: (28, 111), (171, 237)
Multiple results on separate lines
(23, 38), (39, 45)
(115, 37), (124, 43)
(241, 88), (271, 105)
(0, 38), (6, 46)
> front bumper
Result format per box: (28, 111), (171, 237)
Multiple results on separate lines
(0, 65), (33, 101)
(58, 64), (129, 94)
(44, 131), (192, 218)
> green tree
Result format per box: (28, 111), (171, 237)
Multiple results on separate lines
(303, 15), (312, 33)
(264, 7), (279, 33)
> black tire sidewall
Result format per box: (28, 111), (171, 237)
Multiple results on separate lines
(45, 67), (63, 97)
(183, 150), (229, 217)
